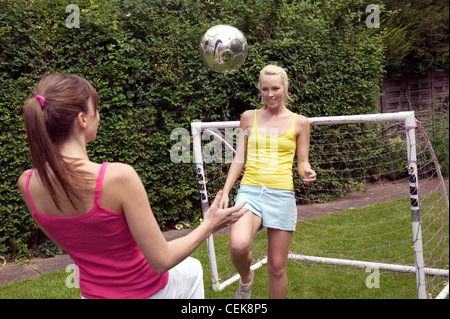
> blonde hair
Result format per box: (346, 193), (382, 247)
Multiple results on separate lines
(258, 65), (293, 108)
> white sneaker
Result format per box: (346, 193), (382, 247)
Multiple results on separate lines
(235, 270), (255, 299)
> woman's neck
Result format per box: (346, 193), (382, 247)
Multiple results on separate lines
(263, 104), (290, 118)
(58, 136), (89, 162)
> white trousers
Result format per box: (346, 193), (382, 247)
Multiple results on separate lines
(81, 257), (204, 299)
(149, 257), (204, 299)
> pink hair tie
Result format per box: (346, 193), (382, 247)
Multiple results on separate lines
(34, 95), (45, 108)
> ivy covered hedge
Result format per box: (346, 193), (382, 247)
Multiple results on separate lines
(0, 0), (384, 258)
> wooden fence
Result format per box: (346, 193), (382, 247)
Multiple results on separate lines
(379, 71), (449, 129)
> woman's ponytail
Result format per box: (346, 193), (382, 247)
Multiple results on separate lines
(23, 74), (99, 211)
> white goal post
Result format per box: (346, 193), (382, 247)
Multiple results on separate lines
(191, 111), (449, 299)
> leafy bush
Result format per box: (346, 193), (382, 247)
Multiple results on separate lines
(429, 108), (449, 176)
(381, 0), (449, 77)
(0, 0), (384, 258)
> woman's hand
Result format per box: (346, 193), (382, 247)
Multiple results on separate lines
(204, 190), (246, 232)
(218, 191), (230, 209)
(302, 168), (317, 185)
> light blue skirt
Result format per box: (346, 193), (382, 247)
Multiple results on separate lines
(234, 184), (297, 231)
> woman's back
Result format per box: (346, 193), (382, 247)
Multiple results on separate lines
(19, 162), (169, 299)
(21, 161), (128, 217)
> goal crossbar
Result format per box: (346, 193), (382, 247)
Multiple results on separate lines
(191, 111), (416, 131)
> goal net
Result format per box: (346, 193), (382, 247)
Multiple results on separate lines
(191, 111), (449, 299)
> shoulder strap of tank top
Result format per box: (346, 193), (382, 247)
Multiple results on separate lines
(94, 162), (110, 206)
(24, 169), (38, 214)
(253, 109), (258, 128)
(291, 113), (297, 138)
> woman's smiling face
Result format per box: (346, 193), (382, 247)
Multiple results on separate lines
(259, 74), (287, 109)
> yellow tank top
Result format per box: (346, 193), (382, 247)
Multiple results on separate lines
(241, 110), (297, 190)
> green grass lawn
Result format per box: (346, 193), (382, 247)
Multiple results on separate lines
(0, 194), (447, 299)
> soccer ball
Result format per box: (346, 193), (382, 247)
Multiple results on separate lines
(199, 25), (248, 74)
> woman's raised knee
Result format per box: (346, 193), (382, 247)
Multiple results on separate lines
(230, 236), (252, 257)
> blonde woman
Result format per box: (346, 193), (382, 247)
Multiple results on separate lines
(220, 65), (316, 299)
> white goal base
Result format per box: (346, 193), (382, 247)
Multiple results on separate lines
(213, 254), (449, 298)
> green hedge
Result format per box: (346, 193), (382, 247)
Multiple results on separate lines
(0, 0), (384, 258)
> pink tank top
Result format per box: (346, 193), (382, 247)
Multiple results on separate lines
(25, 162), (169, 299)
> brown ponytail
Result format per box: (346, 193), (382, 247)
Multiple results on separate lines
(23, 73), (99, 211)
